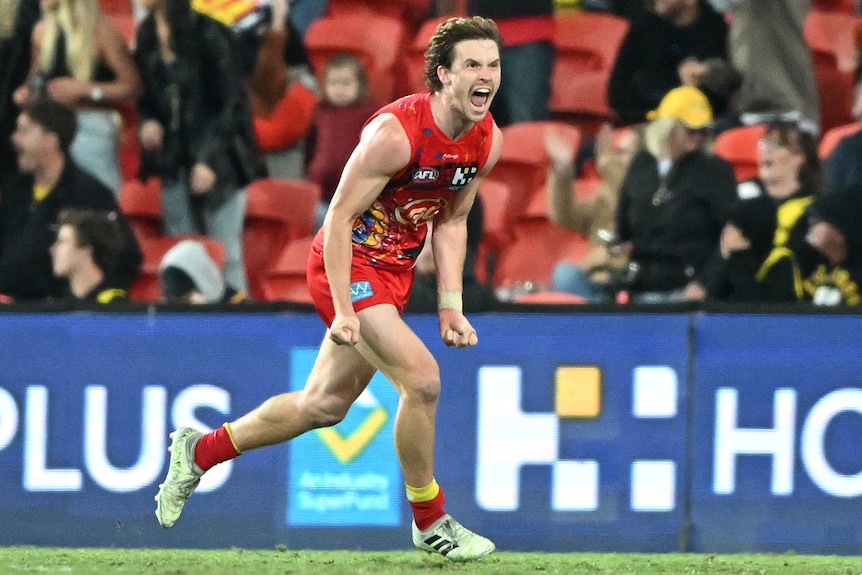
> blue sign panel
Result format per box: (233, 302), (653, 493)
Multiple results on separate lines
(411, 312), (692, 553)
(691, 313), (862, 555)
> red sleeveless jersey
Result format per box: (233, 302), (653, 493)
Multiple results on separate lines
(315, 92), (495, 269)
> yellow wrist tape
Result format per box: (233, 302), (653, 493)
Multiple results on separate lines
(437, 290), (463, 312)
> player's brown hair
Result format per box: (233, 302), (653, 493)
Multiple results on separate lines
(423, 16), (502, 92)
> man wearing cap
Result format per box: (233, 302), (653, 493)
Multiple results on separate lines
(613, 85), (737, 303)
(0, 98), (142, 301)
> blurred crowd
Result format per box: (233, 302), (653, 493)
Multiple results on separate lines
(1, 0), (862, 308)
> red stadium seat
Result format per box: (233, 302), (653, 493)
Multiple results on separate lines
(492, 218), (590, 293)
(304, 13), (405, 106)
(512, 291), (587, 304)
(818, 121), (862, 158)
(257, 235), (314, 304)
(804, 10), (858, 133)
(549, 11), (629, 135)
(474, 179), (511, 284)
(244, 178), (320, 299)
(713, 124), (767, 182)
(119, 177), (162, 242)
(486, 121), (581, 225)
(326, 0), (428, 35)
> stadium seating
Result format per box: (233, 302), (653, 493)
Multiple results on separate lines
(257, 235), (314, 304)
(492, 176), (591, 294)
(326, 0), (429, 35)
(492, 219), (590, 294)
(818, 120), (862, 158)
(712, 123), (767, 182)
(549, 11), (629, 135)
(304, 13), (405, 106)
(485, 121), (581, 226)
(803, 9), (857, 133)
(119, 177), (162, 242)
(474, 179), (511, 284)
(243, 178), (320, 299)
(129, 235), (225, 302)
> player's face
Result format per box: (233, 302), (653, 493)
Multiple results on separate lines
(441, 38), (500, 123)
(50, 225), (84, 278)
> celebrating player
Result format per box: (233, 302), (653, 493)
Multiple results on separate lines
(154, 16), (504, 562)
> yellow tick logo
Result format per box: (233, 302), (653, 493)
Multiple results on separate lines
(316, 389), (389, 463)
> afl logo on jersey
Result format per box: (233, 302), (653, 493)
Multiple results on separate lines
(412, 167), (439, 183)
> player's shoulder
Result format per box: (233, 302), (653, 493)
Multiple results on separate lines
(357, 112), (412, 170)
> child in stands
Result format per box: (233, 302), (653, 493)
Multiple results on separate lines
(306, 53), (378, 231)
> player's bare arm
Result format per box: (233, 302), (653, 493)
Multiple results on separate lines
(431, 123), (503, 348)
(322, 112), (411, 345)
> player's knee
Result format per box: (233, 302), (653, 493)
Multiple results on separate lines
(300, 391), (352, 428)
(403, 368), (441, 405)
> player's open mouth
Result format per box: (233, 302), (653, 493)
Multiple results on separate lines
(470, 88), (491, 109)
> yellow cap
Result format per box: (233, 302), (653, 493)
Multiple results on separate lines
(646, 86), (713, 129)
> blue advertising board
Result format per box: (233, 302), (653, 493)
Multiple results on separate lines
(0, 309), (860, 554)
(691, 313), (862, 554)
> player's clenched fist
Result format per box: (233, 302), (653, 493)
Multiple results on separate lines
(329, 313), (360, 346)
(438, 309), (478, 348)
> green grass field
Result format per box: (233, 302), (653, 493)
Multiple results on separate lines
(2, 548), (862, 575)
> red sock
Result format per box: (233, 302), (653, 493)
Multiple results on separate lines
(410, 488), (446, 531)
(193, 424), (240, 472)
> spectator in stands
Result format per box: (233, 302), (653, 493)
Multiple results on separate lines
(580, 0), (651, 22)
(803, 185), (862, 305)
(544, 122), (642, 301)
(608, 0), (730, 126)
(51, 208), (128, 302)
(458, 0), (555, 126)
(194, 0), (319, 180)
(0, 0), (40, 177)
(614, 86), (737, 303)
(709, 120), (823, 301)
(709, 195), (781, 301)
(406, 194), (496, 312)
(823, 79), (862, 194)
(134, 0), (258, 297)
(707, 0), (820, 134)
(306, 53), (378, 231)
(0, 99), (141, 301)
(13, 0), (142, 196)
(159, 238), (242, 303)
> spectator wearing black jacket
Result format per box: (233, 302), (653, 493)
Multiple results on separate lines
(608, 0), (729, 126)
(0, 0), (40, 177)
(134, 0), (258, 296)
(614, 86), (737, 303)
(710, 120), (823, 303)
(0, 98), (141, 301)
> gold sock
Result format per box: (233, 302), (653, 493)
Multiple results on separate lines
(406, 478), (440, 502)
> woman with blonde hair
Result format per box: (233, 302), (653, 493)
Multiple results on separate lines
(14, 0), (141, 195)
(613, 86), (737, 303)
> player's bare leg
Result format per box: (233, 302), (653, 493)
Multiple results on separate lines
(229, 338), (377, 449)
(155, 336), (376, 528)
(354, 304), (495, 561)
